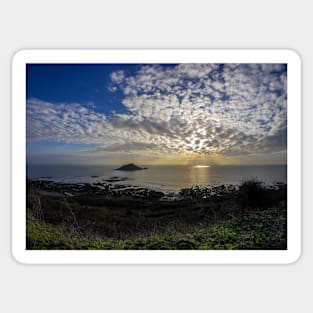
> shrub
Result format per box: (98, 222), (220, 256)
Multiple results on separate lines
(238, 179), (265, 208)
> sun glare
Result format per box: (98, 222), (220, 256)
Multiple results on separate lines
(193, 165), (211, 168)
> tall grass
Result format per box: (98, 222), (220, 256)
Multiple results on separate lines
(26, 179), (287, 250)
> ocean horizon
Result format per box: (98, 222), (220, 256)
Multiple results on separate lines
(27, 164), (287, 192)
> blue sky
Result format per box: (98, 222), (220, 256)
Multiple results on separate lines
(27, 64), (180, 115)
(26, 63), (287, 165)
(27, 64), (138, 115)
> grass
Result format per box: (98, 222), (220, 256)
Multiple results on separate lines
(26, 179), (287, 250)
(27, 207), (287, 250)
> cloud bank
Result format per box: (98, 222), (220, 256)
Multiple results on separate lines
(27, 63), (287, 164)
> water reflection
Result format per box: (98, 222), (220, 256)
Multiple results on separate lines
(28, 164), (287, 192)
(188, 165), (213, 186)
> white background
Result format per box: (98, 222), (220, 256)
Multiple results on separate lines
(0, 0), (311, 312)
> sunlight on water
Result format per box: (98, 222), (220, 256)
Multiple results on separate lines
(28, 164), (287, 192)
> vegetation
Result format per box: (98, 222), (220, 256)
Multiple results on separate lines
(26, 179), (287, 250)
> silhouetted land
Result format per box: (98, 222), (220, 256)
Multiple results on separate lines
(115, 163), (147, 171)
(26, 179), (287, 250)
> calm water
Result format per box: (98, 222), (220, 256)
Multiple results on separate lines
(27, 164), (287, 192)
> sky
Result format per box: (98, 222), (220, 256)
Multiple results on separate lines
(26, 63), (287, 166)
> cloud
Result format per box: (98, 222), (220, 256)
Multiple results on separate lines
(110, 70), (125, 84)
(27, 63), (287, 163)
(27, 98), (111, 144)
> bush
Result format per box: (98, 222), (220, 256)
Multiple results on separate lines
(238, 179), (265, 208)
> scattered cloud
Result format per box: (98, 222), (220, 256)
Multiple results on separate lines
(27, 63), (287, 164)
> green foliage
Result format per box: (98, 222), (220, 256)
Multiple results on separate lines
(26, 179), (287, 250)
(27, 207), (287, 250)
(27, 219), (87, 250)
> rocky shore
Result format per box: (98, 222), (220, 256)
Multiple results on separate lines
(27, 176), (287, 250)
(29, 178), (286, 202)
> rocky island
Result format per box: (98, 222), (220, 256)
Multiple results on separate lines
(115, 163), (148, 171)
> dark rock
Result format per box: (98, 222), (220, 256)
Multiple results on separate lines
(115, 163), (148, 171)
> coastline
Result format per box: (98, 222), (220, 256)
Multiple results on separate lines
(26, 178), (287, 250)
(28, 178), (287, 201)
(26, 164), (287, 192)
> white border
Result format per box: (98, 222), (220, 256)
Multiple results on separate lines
(12, 50), (302, 264)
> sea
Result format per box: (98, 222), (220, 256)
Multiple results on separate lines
(27, 164), (287, 192)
